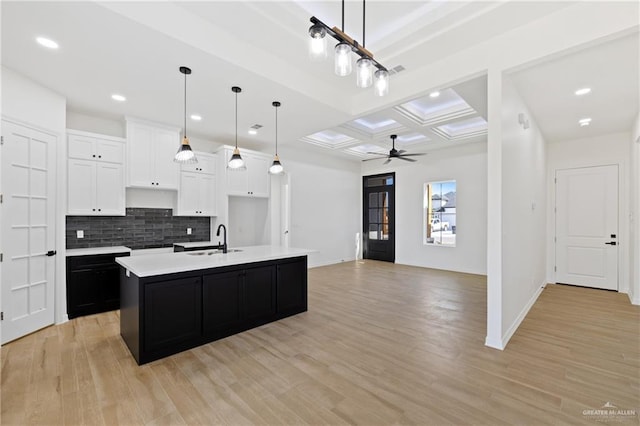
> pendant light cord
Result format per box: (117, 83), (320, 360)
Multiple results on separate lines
(341, 0), (344, 32)
(362, 0), (366, 48)
(275, 106), (278, 155)
(235, 91), (238, 149)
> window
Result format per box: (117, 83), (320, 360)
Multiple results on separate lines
(424, 180), (456, 246)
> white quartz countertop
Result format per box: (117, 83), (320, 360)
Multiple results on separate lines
(116, 245), (314, 277)
(66, 246), (131, 257)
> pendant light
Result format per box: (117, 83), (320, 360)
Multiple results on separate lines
(309, 23), (328, 61)
(307, 0), (390, 95)
(227, 86), (246, 170)
(356, 0), (373, 88)
(269, 101), (284, 175)
(174, 66), (197, 164)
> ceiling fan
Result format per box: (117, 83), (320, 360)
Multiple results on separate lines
(363, 134), (426, 164)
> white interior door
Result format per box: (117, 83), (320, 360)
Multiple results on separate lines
(1, 120), (57, 343)
(555, 165), (618, 290)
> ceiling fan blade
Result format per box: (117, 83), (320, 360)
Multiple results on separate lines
(362, 156), (388, 162)
(365, 151), (386, 155)
(397, 149), (406, 155)
(399, 153), (426, 157)
(383, 158), (392, 165)
(398, 156), (417, 162)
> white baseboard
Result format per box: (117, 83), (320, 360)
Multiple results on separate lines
(629, 291), (640, 305)
(308, 257), (356, 269)
(501, 283), (545, 347)
(485, 335), (505, 350)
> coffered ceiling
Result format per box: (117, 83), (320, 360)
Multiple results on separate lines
(1, 1), (637, 162)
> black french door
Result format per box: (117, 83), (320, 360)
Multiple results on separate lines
(363, 173), (395, 262)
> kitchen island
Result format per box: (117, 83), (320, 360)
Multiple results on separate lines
(116, 245), (311, 364)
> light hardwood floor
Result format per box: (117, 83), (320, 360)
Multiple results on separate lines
(2, 260), (639, 425)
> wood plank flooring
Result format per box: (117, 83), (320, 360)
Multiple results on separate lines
(2, 260), (639, 425)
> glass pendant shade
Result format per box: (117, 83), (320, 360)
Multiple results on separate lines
(334, 42), (352, 76)
(308, 24), (327, 61)
(174, 136), (197, 164)
(228, 147), (246, 170)
(374, 69), (389, 97)
(269, 155), (284, 175)
(356, 58), (374, 88)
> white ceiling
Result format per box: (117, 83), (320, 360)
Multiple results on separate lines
(1, 1), (637, 162)
(510, 32), (639, 142)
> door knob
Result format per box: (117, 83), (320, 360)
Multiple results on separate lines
(605, 242), (617, 246)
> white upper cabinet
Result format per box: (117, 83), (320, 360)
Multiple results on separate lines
(222, 147), (271, 198)
(181, 154), (216, 175)
(175, 152), (217, 216)
(68, 133), (124, 163)
(67, 129), (125, 216)
(126, 118), (180, 190)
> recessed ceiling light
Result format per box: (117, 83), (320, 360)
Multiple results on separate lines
(190, 114), (202, 121)
(111, 94), (126, 102)
(579, 118), (592, 127)
(575, 87), (591, 96)
(429, 91), (440, 98)
(36, 36), (59, 49)
(248, 129), (258, 135)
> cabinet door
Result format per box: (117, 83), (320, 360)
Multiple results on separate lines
(100, 266), (121, 312)
(226, 149), (249, 195)
(68, 159), (96, 215)
(96, 140), (125, 164)
(182, 153), (216, 175)
(96, 163), (125, 215)
(243, 265), (276, 323)
(202, 271), (242, 337)
(277, 258), (307, 315)
(128, 124), (154, 187)
(246, 154), (270, 197)
(66, 268), (102, 319)
(199, 174), (216, 216)
(68, 135), (96, 160)
(177, 172), (200, 215)
(144, 277), (202, 354)
(153, 128), (180, 190)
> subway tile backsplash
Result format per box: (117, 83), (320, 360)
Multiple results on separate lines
(66, 208), (210, 250)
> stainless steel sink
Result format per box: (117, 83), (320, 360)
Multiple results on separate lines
(186, 249), (242, 256)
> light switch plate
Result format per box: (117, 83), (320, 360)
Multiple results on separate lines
(187, 228), (192, 235)
(77, 230), (84, 239)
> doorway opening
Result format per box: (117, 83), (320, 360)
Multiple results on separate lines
(363, 173), (395, 262)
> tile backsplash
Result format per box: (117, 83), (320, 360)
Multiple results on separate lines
(66, 208), (210, 250)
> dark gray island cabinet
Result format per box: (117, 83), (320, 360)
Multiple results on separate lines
(117, 247), (309, 364)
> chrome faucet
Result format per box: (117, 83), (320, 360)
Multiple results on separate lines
(216, 224), (228, 253)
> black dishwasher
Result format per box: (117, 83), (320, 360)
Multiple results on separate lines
(66, 252), (130, 319)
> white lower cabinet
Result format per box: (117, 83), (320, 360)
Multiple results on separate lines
(67, 130), (125, 216)
(176, 152), (217, 216)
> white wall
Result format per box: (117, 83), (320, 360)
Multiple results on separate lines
(67, 110), (125, 138)
(362, 143), (488, 275)
(2, 67), (66, 133)
(1, 67), (68, 325)
(279, 145), (361, 268)
(629, 114), (640, 304)
(228, 197), (269, 247)
(546, 132), (631, 295)
(499, 76), (547, 346)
